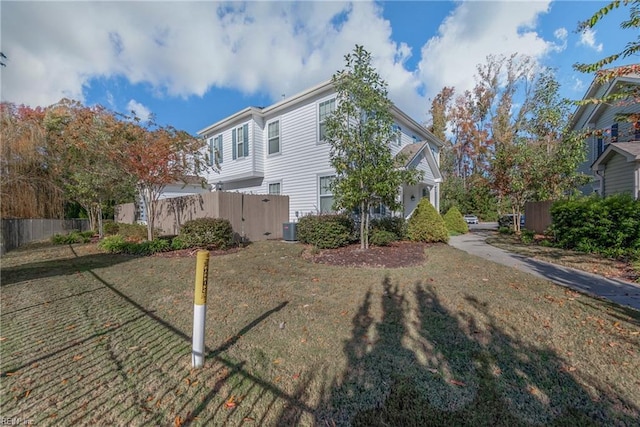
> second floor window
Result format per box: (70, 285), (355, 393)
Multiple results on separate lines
(318, 98), (336, 142)
(232, 124), (249, 159)
(268, 121), (280, 155)
(215, 135), (223, 164)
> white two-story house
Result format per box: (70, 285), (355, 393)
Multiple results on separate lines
(197, 80), (443, 222)
(570, 71), (640, 198)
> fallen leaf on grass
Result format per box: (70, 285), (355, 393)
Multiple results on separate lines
(449, 379), (466, 386)
(0, 337), (7, 342)
(293, 372), (300, 380)
(73, 354), (83, 361)
(24, 390), (31, 399)
(243, 417), (255, 422)
(225, 396), (237, 409)
(65, 325), (76, 331)
(61, 379), (68, 385)
(4, 371), (19, 377)
(427, 368), (438, 374)
(608, 342), (618, 348)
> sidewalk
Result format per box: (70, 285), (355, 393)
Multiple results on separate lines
(449, 232), (640, 311)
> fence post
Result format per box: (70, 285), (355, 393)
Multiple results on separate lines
(192, 250), (210, 368)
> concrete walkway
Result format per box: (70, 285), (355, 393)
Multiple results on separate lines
(449, 232), (640, 311)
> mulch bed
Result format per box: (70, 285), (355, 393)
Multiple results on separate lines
(304, 241), (429, 268)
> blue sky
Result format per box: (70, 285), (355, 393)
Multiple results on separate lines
(0, 1), (634, 136)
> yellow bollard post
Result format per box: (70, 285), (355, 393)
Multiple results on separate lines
(192, 250), (210, 368)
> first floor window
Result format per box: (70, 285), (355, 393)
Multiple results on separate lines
(268, 182), (281, 195)
(319, 175), (335, 213)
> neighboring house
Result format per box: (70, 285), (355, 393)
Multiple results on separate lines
(592, 143), (640, 199)
(569, 71), (640, 196)
(197, 79), (443, 222)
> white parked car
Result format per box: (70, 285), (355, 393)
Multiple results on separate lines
(463, 215), (479, 224)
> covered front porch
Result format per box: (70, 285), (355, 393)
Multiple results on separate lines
(400, 181), (439, 219)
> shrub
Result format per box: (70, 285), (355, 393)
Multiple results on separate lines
(103, 220), (120, 236)
(370, 216), (407, 240)
(178, 217), (234, 250)
(370, 229), (397, 247)
(98, 235), (170, 255)
(520, 229), (535, 245)
(51, 231), (91, 245)
(442, 206), (469, 235)
(551, 194), (640, 258)
(114, 223), (150, 242)
(98, 235), (127, 252)
(407, 199), (449, 243)
(297, 214), (354, 249)
(498, 226), (514, 235)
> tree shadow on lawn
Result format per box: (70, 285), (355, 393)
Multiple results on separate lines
(297, 276), (639, 426)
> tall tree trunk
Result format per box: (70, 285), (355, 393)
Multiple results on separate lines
(360, 200), (366, 250)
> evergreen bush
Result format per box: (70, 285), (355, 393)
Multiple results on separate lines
(178, 217), (234, 249)
(370, 229), (397, 247)
(551, 194), (640, 258)
(443, 206), (469, 234)
(370, 216), (406, 240)
(297, 214), (354, 249)
(407, 198), (449, 243)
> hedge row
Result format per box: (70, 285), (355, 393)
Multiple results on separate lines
(551, 194), (640, 258)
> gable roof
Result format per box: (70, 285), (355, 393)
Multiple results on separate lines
(395, 142), (443, 182)
(592, 142), (640, 171)
(197, 79), (444, 147)
(569, 70), (640, 130)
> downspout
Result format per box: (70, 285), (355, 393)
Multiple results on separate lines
(594, 167), (605, 196)
(635, 163), (640, 200)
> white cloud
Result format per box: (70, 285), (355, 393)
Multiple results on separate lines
(126, 99), (151, 122)
(417, 1), (555, 103)
(0, 0), (568, 124)
(552, 27), (568, 52)
(578, 28), (603, 52)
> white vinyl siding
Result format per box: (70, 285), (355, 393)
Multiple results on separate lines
(318, 98), (335, 142)
(268, 121), (280, 155)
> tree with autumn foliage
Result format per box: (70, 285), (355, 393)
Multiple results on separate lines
(44, 100), (137, 237)
(114, 118), (209, 241)
(1, 102), (67, 219)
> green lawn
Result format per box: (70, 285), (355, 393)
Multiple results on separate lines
(1, 241), (639, 426)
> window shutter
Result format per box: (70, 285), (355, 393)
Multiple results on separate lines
(232, 129), (237, 159)
(611, 123), (618, 142)
(209, 138), (214, 166)
(243, 124), (249, 157)
(217, 137), (223, 163)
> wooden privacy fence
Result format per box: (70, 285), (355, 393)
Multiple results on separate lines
(1, 218), (90, 254)
(116, 192), (290, 241)
(524, 200), (553, 234)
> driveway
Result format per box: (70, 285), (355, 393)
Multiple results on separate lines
(449, 231), (640, 312)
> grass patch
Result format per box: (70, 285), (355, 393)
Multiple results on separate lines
(487, 233), (640, 283)
(1, 242), (639, 425)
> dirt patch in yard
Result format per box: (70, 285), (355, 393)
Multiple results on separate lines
(303, 241), (429, 268)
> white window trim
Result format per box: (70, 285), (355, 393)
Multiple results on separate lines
(267, 119), (281, 156)
(235, 125), (245, 158)
(317, 96), (336, 144)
